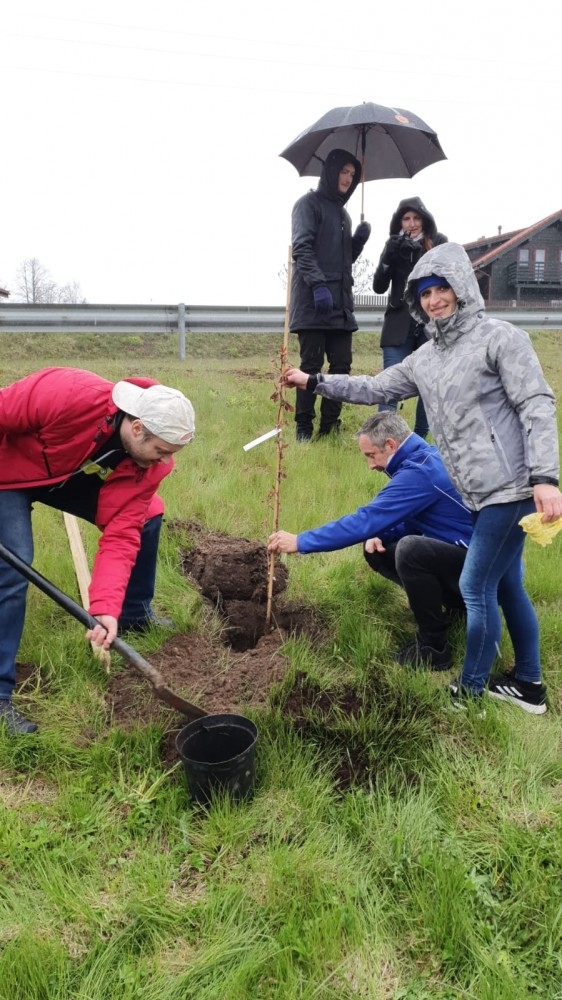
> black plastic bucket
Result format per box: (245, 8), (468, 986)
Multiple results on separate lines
(175, 713), (258, 804)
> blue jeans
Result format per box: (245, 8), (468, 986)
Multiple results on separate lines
(378, 321), (429, 438)
(0, 489), (162, 699)
(459, 499), (539, 693)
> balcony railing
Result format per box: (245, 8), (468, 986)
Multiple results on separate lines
(507, 261), (562, 286)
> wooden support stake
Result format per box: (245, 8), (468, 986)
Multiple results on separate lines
(266, 244), (292, 627)
(63, 513), (111, 672)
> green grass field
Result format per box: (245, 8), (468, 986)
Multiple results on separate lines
(0, 330), (561, 999)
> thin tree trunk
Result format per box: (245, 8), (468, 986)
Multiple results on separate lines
(266, 245), (292, 627)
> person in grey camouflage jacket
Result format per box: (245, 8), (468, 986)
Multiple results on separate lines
(283, 242), (562, 714)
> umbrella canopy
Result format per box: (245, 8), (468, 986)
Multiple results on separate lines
(280, 102), (446, 181)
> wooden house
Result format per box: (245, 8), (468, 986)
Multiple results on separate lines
(464, 209), (562, 305)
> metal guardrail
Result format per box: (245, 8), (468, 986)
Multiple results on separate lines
(0, 302), (560, 360)
(0, 303), (290, 334)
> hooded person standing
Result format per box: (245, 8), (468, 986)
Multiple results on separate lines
(373, 197), (447, 437)
(289, 148), (371, 441)
(282, 242), (562, 714)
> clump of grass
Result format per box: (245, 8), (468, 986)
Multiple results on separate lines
(0, 332), (560, 998)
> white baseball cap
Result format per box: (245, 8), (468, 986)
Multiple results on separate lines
(112, 381), (195, 445)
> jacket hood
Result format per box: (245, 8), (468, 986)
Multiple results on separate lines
(317, 148), (362, 205)
(389, 196), (439, 239)
(405, 242), (485, 329)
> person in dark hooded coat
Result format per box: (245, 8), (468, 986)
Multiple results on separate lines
(289, 148), (371, 441)
(373, 197), (447, 438)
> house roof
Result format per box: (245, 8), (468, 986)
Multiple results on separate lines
(464, 228), (522, 251)
(0, 287), (10, 299)
(469, 209), (562, 269)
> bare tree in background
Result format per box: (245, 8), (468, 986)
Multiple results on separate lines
(55, 280), (86, 304)
(278, 257), (375, 295)
(14, 258), (86, 303)
(14, 258), (54, 303)
(350, 256), (375, 294)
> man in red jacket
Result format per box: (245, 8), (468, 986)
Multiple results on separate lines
(0, 367), (195, 735)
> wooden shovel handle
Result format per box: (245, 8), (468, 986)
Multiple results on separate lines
(63, 513), (112, 672)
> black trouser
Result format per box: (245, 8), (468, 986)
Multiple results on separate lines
(295, 329), (353, 435)
(364, 535), (467, 647)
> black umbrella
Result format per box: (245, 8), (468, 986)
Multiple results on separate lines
(280, 101), (447, 217)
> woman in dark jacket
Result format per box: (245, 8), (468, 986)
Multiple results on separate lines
(373, 197), (447, 437)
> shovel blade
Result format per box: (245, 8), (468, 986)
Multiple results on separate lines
(153, 683), (208, 720)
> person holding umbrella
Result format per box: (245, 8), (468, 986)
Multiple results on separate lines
(373, 197), (447, 438)
(289, 148), (371, 442)
(281, 242), (562, 714)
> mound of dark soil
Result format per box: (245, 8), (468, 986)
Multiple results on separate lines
(103, 521), (326, 735)
(176, 519), (293, 651)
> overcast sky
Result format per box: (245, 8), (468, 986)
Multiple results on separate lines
(2, 1), (561, 305)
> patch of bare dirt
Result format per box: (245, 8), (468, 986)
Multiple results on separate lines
(230, 369), (272, 380)
(106, 630), (292, 730)
(15, 662), (41, 689)
(271, 670), (369, 791)
(104, 522), (328, 760)
(275, 671), (363, 723)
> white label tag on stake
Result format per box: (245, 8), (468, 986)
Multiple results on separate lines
(243, 427), (281, 452)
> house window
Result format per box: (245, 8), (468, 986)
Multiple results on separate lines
(518, 248), (529, 266)
(534, 249), (545, 281)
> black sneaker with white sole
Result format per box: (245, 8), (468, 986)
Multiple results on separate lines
(487, 672), (547, 715)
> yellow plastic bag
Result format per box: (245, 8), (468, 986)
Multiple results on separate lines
(519, 512), (562, 547)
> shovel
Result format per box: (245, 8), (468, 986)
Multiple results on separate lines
(0, 540), (207, 721)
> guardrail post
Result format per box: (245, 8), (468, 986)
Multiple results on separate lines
(178, 303), (186, 360)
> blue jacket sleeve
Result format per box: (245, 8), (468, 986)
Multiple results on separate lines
(297, 465), (440, 554)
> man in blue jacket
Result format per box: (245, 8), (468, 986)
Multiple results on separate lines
(268, 412), (472, 670)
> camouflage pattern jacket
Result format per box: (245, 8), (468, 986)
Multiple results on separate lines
(312, 242), (559, 511)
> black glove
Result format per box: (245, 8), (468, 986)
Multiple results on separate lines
(381, 234), (402, 265)
(353, 221), (371, 243)
(312, 285), (333, 318)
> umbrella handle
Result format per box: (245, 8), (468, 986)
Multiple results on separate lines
(361, 172), (365, 222)
(360, 129), (366, 222)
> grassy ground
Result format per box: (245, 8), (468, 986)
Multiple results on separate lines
(0, 331), (561, 999)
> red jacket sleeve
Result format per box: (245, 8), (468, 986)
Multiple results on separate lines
(87, 460), (172, 618)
